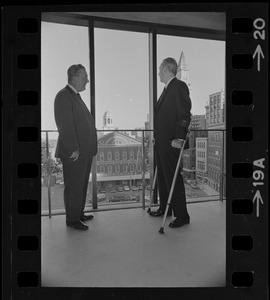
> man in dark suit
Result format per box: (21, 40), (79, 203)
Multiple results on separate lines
(54, 64), (98, 230)
(149, 58), (191, 228)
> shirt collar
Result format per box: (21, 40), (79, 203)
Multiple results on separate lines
(68, 84), (78, 94)
(165, 76), (175, 89)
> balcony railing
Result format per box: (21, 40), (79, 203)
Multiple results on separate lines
(41, 129), (226, 217)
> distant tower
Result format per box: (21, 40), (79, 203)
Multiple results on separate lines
(176, 51), (191, 92)
(103, 110), (115, 131)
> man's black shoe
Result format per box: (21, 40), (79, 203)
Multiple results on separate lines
(168, 217), (190, 228)
(80, 215), (94, 222)
(149, 209), (172, 217)
(149, 209), (163, 217)
(66, 221), (89, 230)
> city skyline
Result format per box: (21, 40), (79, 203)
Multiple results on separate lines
(41, 22), (225, 132)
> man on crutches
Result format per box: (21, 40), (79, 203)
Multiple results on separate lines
(149, 57), (191, 229)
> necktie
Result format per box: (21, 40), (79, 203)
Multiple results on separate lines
(77, 93), (86, 105)
(77, 93), (86, 108)
(77, 93), (93, 118)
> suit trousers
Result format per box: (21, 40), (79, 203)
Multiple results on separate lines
(156, 147), (189, 219)
(61, 154), (93, 223)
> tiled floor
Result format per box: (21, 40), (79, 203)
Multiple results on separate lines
(42, 201), (226, 287)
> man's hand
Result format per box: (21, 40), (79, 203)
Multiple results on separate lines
(70, 150), (79, 161)
(171, 139), (184, 149)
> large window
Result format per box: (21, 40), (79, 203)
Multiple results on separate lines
(94, 28), (150, 130)
(157, 35), (225, 118)
(41, 15), (226, 215)
(41, 22), (90, 135)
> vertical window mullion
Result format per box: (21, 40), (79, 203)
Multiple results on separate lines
(89, 20), (98, 209)
(148, 27), (157, 204)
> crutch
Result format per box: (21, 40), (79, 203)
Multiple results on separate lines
(147, 166), (157, 213)
(159, 140), (186, 234)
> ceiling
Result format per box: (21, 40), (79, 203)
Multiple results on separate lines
(42, 11), (226, 40)
(76, 12), (226, 32)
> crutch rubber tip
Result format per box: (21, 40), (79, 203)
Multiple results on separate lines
(159, 228), (164, 234)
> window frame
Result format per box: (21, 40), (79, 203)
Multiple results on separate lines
(41, 12), (225, 208)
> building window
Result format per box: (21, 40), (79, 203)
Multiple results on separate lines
(115, 164), (120, 174)
(197, 161), (205, 171)
(137, 151), (141, 160)
(123, 151), (127, 161)
(100, 152), (104, 161)
(108, 165), (112, 174)
(123, 164), (128, 173)
(130, 151), (134, 160)
(107, 152), (112, 161)
(137, 163), (142, 172)
(100, 165), (105, 173)
(115, 151), (119, 161)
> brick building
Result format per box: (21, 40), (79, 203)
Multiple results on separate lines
(205, 90), (226, 193)
(96, 129), (146, 191)
(196, 137), (208, 182)
(183, 115), (207, 179)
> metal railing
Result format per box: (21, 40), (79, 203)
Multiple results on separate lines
(41, 129), (226, 217)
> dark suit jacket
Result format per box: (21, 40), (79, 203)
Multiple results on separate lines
(54, 85), (97, 159)
(154, 78), (191, 151)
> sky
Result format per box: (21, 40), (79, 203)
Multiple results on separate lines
(41, 21), (225, 134)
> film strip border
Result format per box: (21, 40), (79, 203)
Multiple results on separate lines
(3, 8), (42, 297)
(227, 3), (268, 298)
(2, 4), (268, 300)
